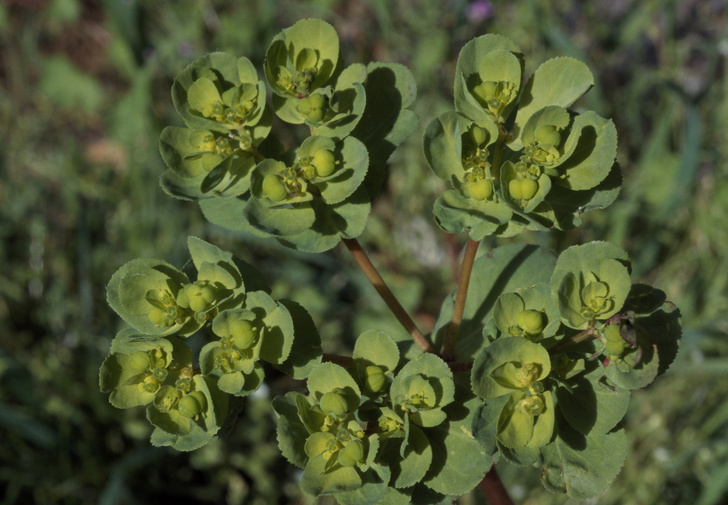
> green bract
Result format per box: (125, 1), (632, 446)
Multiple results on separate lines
(454, 34), (523, 124)
(99, 329), (190, 409)
(147, 373), (227, 451)
(352, 329), (400, 395)
(493, 284), (561, 342)
(390, 353), (455, 428)
(550, 241), (632, 329)
(471, 337), (551, 400)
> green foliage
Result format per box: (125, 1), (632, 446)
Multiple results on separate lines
(272, 333), (490, 501)
(89, 12), (688, 505)
(7, 3), (723, 505)
(424, 34), (619, 240)
(158, 18), (417, 253)
(101, 237), (321, 450)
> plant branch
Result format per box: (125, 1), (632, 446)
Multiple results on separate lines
(342, 238), (435, 353)
(548, 327), (597, 355)
(479, 466), (514, 505)
(322, 353), (353, 368)
(441, 238), (480, 361)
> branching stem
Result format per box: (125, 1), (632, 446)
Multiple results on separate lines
(548, 327), (597, 355)
(342, 238), (435, 353)
(322, 353), (354, 368)
(442, 238), (480, 361)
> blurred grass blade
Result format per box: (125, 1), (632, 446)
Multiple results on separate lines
(0, 401), (56, 448)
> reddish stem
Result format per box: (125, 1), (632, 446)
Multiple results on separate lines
(342, 238), (435, 353)
(322, 353), (353, 368)
(442, 238), (480, 361)
(479, 466), (515, 505)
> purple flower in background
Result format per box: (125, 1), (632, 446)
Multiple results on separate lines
(466, 0), (494, 22)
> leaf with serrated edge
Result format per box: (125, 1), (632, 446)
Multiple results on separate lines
(539, 423), (627, 499)
(511, 57), (594, 150)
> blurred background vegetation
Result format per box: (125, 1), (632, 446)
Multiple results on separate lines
(1, 0), (726, 503)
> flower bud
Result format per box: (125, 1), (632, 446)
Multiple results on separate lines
(312, 149), (336, 177)
(337, 439), (365, 467)
(127, 351), (151, 372)
(319, 388), (349, 416)
(516, 310), (545, 336)
(378, 415), (401, 433)
(517, 394), (546, 416)
(463, 179), (493, 201)
(296, 93), (327, 122)
(229, 319), (257, 349)
(148, 306), (173, 327)
(261, 174), (287, 202)
(468, 126), (487, 146)
(177, 391), (207, 418)
(508, 178), (538, 201)
(363, 365), (387, 393)
(535, 125), (561, 147)
(472, 81), (498, 103)
(153, 386), (181, 413)
(186, 282), (216, 313)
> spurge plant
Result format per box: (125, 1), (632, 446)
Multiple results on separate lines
(100, 19), (682, 504)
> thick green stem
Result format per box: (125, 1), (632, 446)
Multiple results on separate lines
(442, 238), (480, 361)
(342, 238), (435, 353)
(479, 466), (514, 505)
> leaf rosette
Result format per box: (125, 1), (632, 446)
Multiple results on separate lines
(497, 389), (555, 449)
(172, 52), (269, 134)
(265, 19), (340, 98)
(471, 338), (555, 451)
(99, 329), (226, 452)
(274, 64), (367, 139)
(264, 19), (354, 127)
(272, 363), (376, 497)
